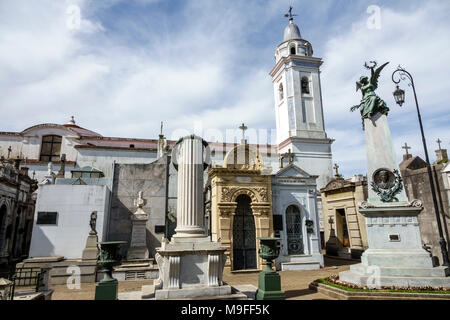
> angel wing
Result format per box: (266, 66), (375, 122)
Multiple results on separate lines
(370, 62), (389, 90)
(356, 81), (362, 92)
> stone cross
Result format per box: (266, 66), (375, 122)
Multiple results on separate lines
(134, 191), (147, 209)
(7, 146), (11, 159)
(279, 149), (294, 168)
(402, 142), (411, 156)
(333, 163), (340, 178)
(437, 138), (442, 151)
(239, 123), (248, 143)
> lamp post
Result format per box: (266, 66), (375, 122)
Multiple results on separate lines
(392, 66), (449, 266)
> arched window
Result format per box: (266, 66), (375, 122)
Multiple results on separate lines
(286, 205), (303, 255)
(290, 46), (296, 55)
(301, 77), (310, 94)
(278, 83), (284, 101)
(40, 135), (62, 162)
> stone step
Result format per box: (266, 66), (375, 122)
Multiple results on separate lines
(281, 261), (321, 271)
(350, 264), (450, 277)
(339, 270), (450, 289)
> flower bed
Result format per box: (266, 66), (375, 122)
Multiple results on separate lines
(317, 275), (450, 294)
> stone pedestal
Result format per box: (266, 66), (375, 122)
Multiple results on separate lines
(154, 237), (229, 299)
(82, 234), (99, 261)
(340, 205), (450, 288)
(127, 218), (149, 260)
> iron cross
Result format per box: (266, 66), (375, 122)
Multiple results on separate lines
(239, 123), (248, 142)
(285, 6), (297, 19)
(437, 138), (442, 150)
(402, 142), (411, 156)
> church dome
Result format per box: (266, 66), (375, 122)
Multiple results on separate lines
(283, 20), (301, 41)
(223, 143), (263, 170)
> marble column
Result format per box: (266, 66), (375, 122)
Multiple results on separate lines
(173, 135), (205, 238)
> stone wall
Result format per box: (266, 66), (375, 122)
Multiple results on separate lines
(108, 155), (169, 258)
(401, 163), (450, 265)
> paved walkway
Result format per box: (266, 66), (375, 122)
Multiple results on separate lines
(50, 256), (355, 300)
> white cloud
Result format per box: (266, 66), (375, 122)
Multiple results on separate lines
(0, 0), (448, 179)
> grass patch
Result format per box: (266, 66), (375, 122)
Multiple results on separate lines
(317, 277), (450, 295)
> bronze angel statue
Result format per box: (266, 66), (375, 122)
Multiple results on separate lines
(350, 61), (390, 129)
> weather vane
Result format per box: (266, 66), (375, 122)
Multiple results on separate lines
(284, 6), (297, 20)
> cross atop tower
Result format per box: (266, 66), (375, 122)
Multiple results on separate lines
(239, 123), (248, 144)
(284, 6), (297, 21)
(437, 138), (442, 151)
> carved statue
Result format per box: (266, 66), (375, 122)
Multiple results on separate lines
(350, 61), (390, 129)
(89, 211), (97, 235)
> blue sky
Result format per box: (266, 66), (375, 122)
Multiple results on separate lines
(0, 0), (449, 177)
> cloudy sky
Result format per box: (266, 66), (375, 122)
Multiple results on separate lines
(1, 0), (449, 177)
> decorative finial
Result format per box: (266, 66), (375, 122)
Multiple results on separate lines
(437, 138), (442, 151)
(160, 121), (164, 137)
(402, 142), (411, 156)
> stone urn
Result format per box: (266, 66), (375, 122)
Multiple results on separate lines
(258, 237), (280, 271)
(256, 237), (285, 300)
(95, 241), (126, 300)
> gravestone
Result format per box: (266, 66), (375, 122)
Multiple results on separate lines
(126, 192), (150, 260)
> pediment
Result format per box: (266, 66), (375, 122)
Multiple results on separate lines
(275, 164), (313, 178)
(21, 124), (79, 138)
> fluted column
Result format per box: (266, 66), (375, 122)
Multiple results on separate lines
(173, 135), (205, 238)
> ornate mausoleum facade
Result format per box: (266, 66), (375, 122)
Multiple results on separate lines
(208, 143), (273, 271)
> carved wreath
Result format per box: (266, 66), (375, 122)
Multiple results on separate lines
(371, 169), (403, 202)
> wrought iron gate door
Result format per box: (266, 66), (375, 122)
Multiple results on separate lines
(233, 195), (256, 270)
(286, 205), (304, 255)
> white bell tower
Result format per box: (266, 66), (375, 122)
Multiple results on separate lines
(270, 8), (333, 189)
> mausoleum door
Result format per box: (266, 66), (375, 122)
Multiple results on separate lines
(337, 209), (350, 248)
(286, 205), (304, 255)
(232, 195), (257, 270)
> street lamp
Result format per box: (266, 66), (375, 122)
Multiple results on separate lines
(392, 65), (449, 266)
(393, 85), (405, 106)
